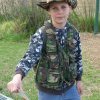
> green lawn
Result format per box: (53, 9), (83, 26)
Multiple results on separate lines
(0, 40), (100, 100)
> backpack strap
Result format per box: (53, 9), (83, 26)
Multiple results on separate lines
(41, 21), (56, 56)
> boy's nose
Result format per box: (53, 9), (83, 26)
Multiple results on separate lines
(57, 8), (63, 13)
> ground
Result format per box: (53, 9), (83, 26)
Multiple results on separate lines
(81, 33), (100, 69)
(0, 33), (100, 100)
(80, 33), (100, 99)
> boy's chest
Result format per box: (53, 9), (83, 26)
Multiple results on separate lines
(55, 30), (67, 47)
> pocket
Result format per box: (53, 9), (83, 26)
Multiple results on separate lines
(47, 69), (60, 86)
(36, 67), (48, 83)
(63, 63), (77, 83)
(69, 63), (77, 79)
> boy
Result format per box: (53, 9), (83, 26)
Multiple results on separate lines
(7, 0), (83, 100)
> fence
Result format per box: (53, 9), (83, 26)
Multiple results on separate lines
(0, 0), (96, 15)
(76, 0), (96, 17)
(0, 0), (99, 33)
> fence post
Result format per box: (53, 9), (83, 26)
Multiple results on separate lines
(94, 0), (99, 34)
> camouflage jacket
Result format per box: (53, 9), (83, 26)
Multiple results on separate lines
(15, 20), (83, 94)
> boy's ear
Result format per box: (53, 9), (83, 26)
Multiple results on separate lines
(69, 6), (72, 13)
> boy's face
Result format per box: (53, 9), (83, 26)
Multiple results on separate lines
(48, 2), (72, 26)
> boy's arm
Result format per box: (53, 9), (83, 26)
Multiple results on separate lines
(7, 28), (44, 93)
(15, 29), (43, 79)
(74, 32), (83, 81)
(74, 31), (83, 94)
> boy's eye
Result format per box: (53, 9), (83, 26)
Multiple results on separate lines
(61, 5), (66, 9)
(51, 5), (67, 11)
(52, 7), (58, 10)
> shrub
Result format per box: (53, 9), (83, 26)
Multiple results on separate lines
(0, 21), (14, 40)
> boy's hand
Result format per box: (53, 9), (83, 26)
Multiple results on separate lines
(76, 81), (83, 95)
(7, 74), (22, 93)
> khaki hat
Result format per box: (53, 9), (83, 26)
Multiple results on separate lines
(37, 0), (77, 10)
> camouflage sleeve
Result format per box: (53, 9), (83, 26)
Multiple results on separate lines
(74, 32), (83, 81)
(15, 28), (43, 79)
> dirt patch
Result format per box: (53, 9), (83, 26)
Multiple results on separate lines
(80, 33), (100, 69)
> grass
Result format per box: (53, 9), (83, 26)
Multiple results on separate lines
(81, 33), (100, 100)
(0, 34), (100, 100)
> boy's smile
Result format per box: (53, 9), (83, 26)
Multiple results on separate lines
(48, 2), (72, 29)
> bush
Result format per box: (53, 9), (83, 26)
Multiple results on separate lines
(0, 20), (29, 42)
(69, 11), (95, 32)
(0, 0), (100, 41)
(0, 21), (14, 40)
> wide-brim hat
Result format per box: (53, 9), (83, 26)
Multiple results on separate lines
(37, 0), (77, 10)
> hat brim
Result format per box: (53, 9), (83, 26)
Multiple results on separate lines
(37, 2), (50, 10)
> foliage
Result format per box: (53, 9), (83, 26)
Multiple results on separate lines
(0, 0), (48, 35)
(69, 11), (96, 32)
(0, 0), (100, 41)
(0, 20), (30, 42)
(0, 21), (14, 40)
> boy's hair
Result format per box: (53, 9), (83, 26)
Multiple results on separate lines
(37, 0), (77, 10)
